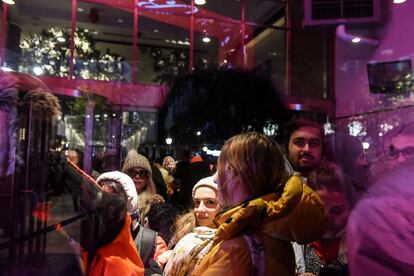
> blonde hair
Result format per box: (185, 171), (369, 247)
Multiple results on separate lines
(145, 177), (157, 195)
(217, 132), (286, 206)
(137, 177), (157, 211)
(169, 212), (197, 248)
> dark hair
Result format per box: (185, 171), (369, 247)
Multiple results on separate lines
(285, 116), (324, 143)
(307, 161), (356, 207)
(98, 179), (128, 203)
(96, 192), (127, 246)
(86, 192), (127, 274)
(145, 202), (177, 244)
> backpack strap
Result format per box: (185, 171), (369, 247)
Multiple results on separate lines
(135, 225), (158, 266)
(243, 232), (266, 276)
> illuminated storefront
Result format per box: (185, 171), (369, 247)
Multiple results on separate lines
(1, 0), (414, 274)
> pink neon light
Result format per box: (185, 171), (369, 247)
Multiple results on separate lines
(189, 0), (194, 72)
(69, 0), (77, 78)
(1, 3), (8, 67)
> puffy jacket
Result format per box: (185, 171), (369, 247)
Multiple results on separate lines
(194, 175), (327, 276)
(83, 213), (145, 276)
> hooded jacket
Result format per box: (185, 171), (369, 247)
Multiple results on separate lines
(83, 213), (145, 276)
(194, 174), (327, 276)
(96, 171), (168, 264)
(97, 171), (139, 214)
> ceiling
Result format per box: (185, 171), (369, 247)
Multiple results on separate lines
(6, 0), (285, 59)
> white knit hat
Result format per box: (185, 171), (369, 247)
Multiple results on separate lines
(122, 149), (152, 175)
(97, 171), (139, 213)
(192, 175), (218, 198)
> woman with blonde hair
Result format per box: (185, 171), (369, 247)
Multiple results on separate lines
(122, 150), (158, 221)
(194, 132), (327, 276)
(162, 175), (221, 276)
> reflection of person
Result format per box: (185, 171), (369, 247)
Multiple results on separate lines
(195, 132), (327, 276)
(66, 149), (84, 169)
(296, 161), (354, 276)
(347, 122), (414, 275)
(286, 117), (324, 178)
(55, 223), (84, 274)
(324, 133), (370, 192)
(381, 122), (414, 170)
(163, 176), (221, 276)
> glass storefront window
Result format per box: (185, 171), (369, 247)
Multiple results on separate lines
(1, 1), (413, 275)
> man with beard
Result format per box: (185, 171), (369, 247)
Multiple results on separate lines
(286, 117), (324, 178)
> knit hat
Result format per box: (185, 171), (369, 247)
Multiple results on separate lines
(97, 171), (139, 213)
(122, 149), (152, 175)
(192, 175), (218, 198)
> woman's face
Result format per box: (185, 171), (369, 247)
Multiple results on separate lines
(126, 167), (150, 193)
(193, 186), (221, 228)
(164, 158), (176, 170)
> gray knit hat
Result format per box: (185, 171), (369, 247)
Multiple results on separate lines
(122, 149), (152, 175)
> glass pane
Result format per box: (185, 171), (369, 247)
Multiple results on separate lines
(248, 25), (286, 94)
(7, 0), (72, 76)
(136, 14), (190, 84)
(75, 2), (134, 82)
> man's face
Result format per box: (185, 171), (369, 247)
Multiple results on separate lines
(288, 126), (322, 174)
(316, 188), (349, 239)
(371, 133), (414, 180)
(386, 134), (414, 169)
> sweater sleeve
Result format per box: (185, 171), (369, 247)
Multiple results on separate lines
(154, 235), (168, 263)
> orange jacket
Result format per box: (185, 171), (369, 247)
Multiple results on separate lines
(195, 175), (327, 276)
(83, 213), (145, 276)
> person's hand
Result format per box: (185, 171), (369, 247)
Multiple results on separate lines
(299, 273), (317, 276)
(157, 249), (172, 265)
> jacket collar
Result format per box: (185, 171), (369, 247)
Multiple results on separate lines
(212, 174), (327, 244)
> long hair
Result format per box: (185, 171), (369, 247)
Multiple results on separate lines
(145, 177), (157, 195)
(217, 132), (286, 206)
(169, 212), (197, 248)
(137, 176), (157, 210)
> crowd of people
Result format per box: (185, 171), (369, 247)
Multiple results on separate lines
(55, 115), (413, 276)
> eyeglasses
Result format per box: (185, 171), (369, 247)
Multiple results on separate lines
(387, 145), (414, 160)
(127, 169), (150, 178)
